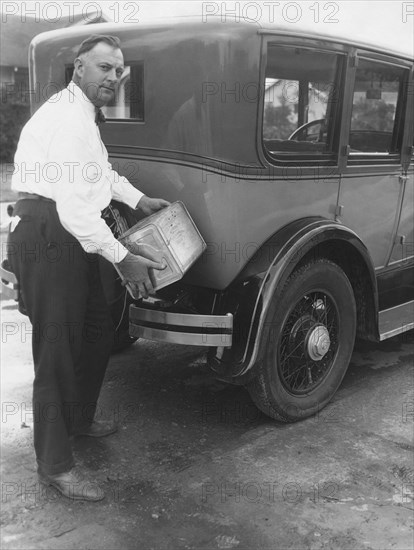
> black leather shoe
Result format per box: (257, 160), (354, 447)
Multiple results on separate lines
(75, 420), (118, 438)
(39, 468), (104, 501)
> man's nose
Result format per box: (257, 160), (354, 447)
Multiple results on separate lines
(106, 68), (118, 83)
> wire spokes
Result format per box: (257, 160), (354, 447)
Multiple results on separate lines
(278, 291), (339, 395)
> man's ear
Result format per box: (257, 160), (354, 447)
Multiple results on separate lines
(73, 57), (83, 78)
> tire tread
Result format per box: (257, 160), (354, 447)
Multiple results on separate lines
(247, 258), (356, 422)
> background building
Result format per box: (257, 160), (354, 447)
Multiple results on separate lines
(0, 11), (111, 162)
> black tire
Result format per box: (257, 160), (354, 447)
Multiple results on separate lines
(109, 281), (138, 353)
(100, 201), (139, 352)
(247, 259), (356, 422)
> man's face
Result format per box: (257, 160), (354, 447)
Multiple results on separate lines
(74, 42), (125, 107)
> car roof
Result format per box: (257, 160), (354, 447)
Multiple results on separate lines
(30, 17), (413, 61)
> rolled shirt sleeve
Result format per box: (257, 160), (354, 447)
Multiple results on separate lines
(108, 163), (144, 209)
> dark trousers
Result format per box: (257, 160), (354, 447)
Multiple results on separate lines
(7, 199), (114, 475)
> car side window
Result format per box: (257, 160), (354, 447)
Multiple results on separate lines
(102, 64), (144, 121)
(348, 59), (407, 158)
(262, 44), (343, 164)
(65, 63), (144, 121)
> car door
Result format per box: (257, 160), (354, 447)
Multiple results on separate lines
(387, 142), (414, 266)
(337, 52), (411, 271)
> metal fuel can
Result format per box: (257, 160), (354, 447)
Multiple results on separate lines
(115, 201), (206, 299)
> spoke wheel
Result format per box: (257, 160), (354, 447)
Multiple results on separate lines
(279, 292), (338, 395)
(247, 259), (356, 422)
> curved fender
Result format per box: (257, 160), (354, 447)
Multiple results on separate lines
(230, 217), (378, 378)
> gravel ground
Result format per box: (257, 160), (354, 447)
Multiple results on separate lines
(1, 291), (413, 550)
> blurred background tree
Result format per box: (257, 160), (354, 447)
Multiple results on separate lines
(263, 100), (296, 140)
(0, 94), (30, 162)
(351, 98), (396, 132)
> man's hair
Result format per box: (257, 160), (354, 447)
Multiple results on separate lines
(76, 35), (121, 57)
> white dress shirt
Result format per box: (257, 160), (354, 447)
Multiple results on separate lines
(12, 81), (143, 263)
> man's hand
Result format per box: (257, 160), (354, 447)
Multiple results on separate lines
(137, 196), (170, 217)
(115, 251), (166, 299)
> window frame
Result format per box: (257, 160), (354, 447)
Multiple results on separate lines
(259, 38), (347, 168)
(346, 55), (409, 165)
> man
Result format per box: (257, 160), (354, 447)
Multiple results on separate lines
(8, 35), (169, 501)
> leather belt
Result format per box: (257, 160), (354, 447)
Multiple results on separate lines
(18, 192), (55, 203)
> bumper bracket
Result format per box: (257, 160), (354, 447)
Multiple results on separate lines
(129, 305), (233, 347)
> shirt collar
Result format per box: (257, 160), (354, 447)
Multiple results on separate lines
(67, 81), (96, 119)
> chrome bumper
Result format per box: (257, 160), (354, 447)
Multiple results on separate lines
(0, 260), (19, 301)
(129, 306), (233, 347)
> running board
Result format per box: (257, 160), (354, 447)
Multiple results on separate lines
(379, 301), (414, 340)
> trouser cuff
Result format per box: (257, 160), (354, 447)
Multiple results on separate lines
(36, 455), (75, 476)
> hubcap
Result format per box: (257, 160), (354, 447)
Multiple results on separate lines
(278, 292), (339, 395)
(307, 324), (331, 361)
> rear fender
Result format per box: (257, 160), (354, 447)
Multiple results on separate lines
(210, 218), (378, 381)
